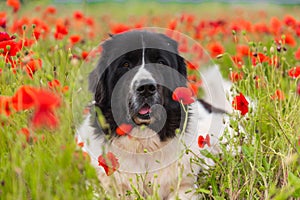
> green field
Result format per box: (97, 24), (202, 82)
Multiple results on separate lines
(0, 1), (300, 199)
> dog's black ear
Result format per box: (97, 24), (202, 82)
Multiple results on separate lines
(88, 57), (108, 106)
(160, 33), (187, 79)
(88, 68), (99, 93)
(94, 75), (107, 106)
(177, 55), (187, 78)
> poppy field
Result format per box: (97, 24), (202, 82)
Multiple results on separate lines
(1, 0), (300, 199)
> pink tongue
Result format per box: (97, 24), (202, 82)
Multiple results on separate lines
(139, 106), (151, 115)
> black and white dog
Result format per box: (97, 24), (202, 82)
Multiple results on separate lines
(77, 30), (232, 199)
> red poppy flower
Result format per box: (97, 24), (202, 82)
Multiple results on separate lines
(194, 29), (202, 40)
(283, 15), (296, 27)
(73, 10), (84, 20)
(296, 27), (300, 37)
(186, 61), (199, 70)
(230, 23), (241, 33)
(7, 0), (20, 13)
(69, 35), (81, 45)
(17, 39), (36, 49)
(5, 57), (17, 70)
(0, 96), (12, 116)
(54, 23), (68, 40)
(188, 83), (199, 97)
(32, 18), (50, 37)
(33, 29), (41, 40)
(232, 93), (249, 116)
(110, 23), (130, 34)
(237, 45), (250, 57)
(0, 12), (6, 29)
(31, 103), (59, 129)
(10, 17), (29, 34)
(295, 48), (300, 60)
(252, 53), (269, 66)
(187, 75), (202, 96)
(116, 123), (133, 136)
(98, 152), (119, 176)
(34, 5), (41, 12)
(48, 79), (68, 93)
(0, 32), (14, 42)
(0, 32), (20, 57)
(12, 86), (61, 128)
(271, 89), (285, 101)
(191, 44), (204, 58)
(45, 5), (56, 15)
(232, 55), (243, 68)
(85, 17), (95, 27)
(270, 17), (282, 35)
(30, 88), (61, 128)
(82, 51), (89, 60)
(187, 14), (198, 24)
(179, 43), (188, 53)
(229, 71), (243, 82)
(283, 34), (296, 47)
(11, 86), (35, 111)
(77, 142), (84, 148)
(87, 31), (95, 39)
(48, 79), (61, 89)
(198, 134), (211, 148)
(253, 22), (269, 34)
(62, 86), (69, 93)
(288, 67), (300, 79)
(208, 42), (224, 58)
(172, 87), (195, 105)
(24, 58), (42, 78)
(168, 19), (177, 30)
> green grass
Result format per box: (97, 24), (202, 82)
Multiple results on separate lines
(0, 1), (300, 199)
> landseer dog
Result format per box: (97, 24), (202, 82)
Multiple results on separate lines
(77, 30), (232, 199)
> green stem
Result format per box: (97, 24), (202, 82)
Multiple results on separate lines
(180, 100), (188, 135)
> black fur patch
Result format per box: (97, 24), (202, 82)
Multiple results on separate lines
(89, 31), (189, 141)
(197, 99), (227, 114)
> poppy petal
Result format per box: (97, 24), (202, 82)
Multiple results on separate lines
(98, 152), (119, 176)
(172, 87), (195, 105)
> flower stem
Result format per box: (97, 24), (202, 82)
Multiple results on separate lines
(180, 100), (188, 135)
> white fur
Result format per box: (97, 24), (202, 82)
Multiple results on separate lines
(201, 65), (233, 113)
(76, 65), (232, 199)
(130, 67), (155, 90)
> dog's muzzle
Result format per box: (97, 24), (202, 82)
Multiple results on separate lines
(130, 78), (159, 125)
(135, 79), (157, 97)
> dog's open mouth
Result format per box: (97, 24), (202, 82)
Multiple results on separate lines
(133, 104), (152, 125)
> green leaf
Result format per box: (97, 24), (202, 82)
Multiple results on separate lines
(196, 188), (210, 194)
(95, 106), (110, 130)
(288, 172), (300, 197)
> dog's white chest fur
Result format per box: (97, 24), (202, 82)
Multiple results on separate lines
(77, 101), (229, 199)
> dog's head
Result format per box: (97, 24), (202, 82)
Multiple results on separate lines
(89, 31), (187, 141)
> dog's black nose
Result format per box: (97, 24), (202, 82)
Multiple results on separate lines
(136, 80), (157, 97)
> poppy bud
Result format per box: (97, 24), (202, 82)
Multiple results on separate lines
(270, 46), (275, 54)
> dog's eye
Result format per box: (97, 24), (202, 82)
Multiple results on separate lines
(157, 59), (167, 65)
(122, 61), (130, 68)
